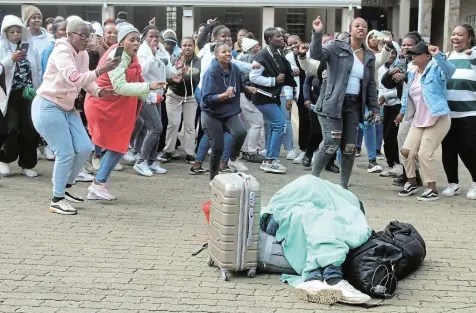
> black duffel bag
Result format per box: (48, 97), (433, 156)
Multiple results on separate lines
(343, 236), (402, 298)
(376, 221), (426, 279)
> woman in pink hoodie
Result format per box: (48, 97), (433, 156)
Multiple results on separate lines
(32, 18), (120, 215)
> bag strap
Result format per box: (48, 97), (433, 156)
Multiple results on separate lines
(370, 263), (398, 299)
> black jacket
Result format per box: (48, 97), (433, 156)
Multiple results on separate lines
(251, 47), (296, 105)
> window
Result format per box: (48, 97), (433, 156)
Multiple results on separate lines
(286, 8), (306, 38)
(166, 6), (177, 31)
(224, 9), (244, 39)
(79, 6), (101, 22)
(467, 15), (476, 29)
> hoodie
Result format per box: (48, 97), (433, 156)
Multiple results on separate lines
(0, 15), (41, 114)
(137, 41), (176, 83)
(200, 58), (242, 119)
(30, 27), (53, 60)
(37, 38), (100, 111)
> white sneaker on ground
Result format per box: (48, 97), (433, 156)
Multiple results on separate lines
(133, 161), (154, 177)
(293, 151), (305, 164)
(380, 165), (402, 177)
(49, 199), (77, 215)
(295, 280), (342, 304)
(114, 162), (124, 171)
(92, 156), (101, 171)
(332, 280), (371, 304)
(0, 162), (12, 175)
(65, 188), (84, 203)
(442, 183), (461, 197)
(467, 182), (476, 200)
(88, 182), (116, 200)
(261, 160), (287, 173)
(75, 168), (94, 182)
(22, 168), (38, 177)
(367, 162), (383, 173)
(44, 145), (56, 161)
(286, 150), (297, 160)
(258, 149), (267, 157)
(156, 151), (165, 161)
(228, 159), (248, 172)
(149, 162), (167, 174)
(171, 151), (181, 159)
(123, 150), (136, 164)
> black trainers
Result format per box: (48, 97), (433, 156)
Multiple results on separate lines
(161, 152), (173, 163)
(303, 155), (311, 168)
(325, 163), (340, 174)
(185, 155), (195, 165)
(189, 165), (208, 175)
(417, 189), (439, 201)
(398, 182), (419, 197)
(219, 166), (235, 173)
(246, 153), (265, 163)
(393, 174), (407, 187)
(355, 148), (361, 157)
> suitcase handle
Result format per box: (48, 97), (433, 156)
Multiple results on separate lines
(247, 191), (255, 247)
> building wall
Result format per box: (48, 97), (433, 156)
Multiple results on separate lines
(460, 0), (476, 25)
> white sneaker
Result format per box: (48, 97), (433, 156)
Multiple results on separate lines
(293, 151), (305, 164)
(228, 159), (248, 172)
(171, 151), (180, 159)
(88, 182), (116, 200)
(367, 162), (383, 173)
(0, 162), (12, 175)
(92, 156), (101, 171)
(333, 280), (371, 304)
(75, 168), (94, 182)
(258, 149), (267, 157)
(123, 150), (136, 164)
(44, 145), (56, 161)
(467, 182), (476, 200)
(49, 199), (77, 215)
(149, 162), (167, 174)
(65, 188), (84, 203)
(390, 164), (403, 177)
(22, 168), (38, 177)
(261, 160), (287, 174)
(114, 162), (124, 171)
(133, 161), (154, 177)
(295, 280), (342, 304)
(286, 150), (297, 160)
(442, 183), (461, 197)
(156, 151), (165, 161)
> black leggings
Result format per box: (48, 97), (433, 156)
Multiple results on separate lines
(442, 116), (476, 184)
(383, 104), (401, 167)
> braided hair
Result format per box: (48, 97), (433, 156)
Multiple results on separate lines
(404, 31), (423, 45)
(141, 25), (159, 43)
(457, 23), (476, 48)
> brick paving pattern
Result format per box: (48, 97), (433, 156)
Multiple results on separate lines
(1, 153), (475, 313)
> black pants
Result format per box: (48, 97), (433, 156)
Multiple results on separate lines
(306, 110), (336, 164)
(0, 89), (39, 169)
(383, 104), (401, 167)
(158, 100), (168, 152)
(442, 116), (476, 184)
(296, 97), (311, 151)
(201, 112), (247, 180)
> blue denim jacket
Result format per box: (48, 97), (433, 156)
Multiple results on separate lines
(401, 52), (456, 117)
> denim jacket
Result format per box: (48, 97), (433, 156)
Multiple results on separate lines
(400, 52), (456, 117)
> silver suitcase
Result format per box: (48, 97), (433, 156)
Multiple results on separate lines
(207, 172), (261, 281)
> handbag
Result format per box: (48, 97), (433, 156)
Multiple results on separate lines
(22, 87), (37, 101)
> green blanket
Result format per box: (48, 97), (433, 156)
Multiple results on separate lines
(261, 175), (371, 286)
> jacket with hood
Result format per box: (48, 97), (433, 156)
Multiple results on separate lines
(168, 54), (201, 98)
(200, 58), (243, 119)
(37, 38), (101, 111)
(30, 27), (53, 64)
(0, 15), (41, 115)
(138, 41), (176, 83)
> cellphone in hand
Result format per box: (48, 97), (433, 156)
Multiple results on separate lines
(114, 46), (124, 58)
(20, 43), (29, 53)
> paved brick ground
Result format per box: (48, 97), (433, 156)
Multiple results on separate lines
(1, 150), (475, 313)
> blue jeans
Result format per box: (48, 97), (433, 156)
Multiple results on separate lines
(195, 133), (232, 163)
(31, 96), (92, 198)
(95, 150), (123, 183)
(306, 265), (343, 282)
(357, 108), (377, 161)
(256, 103), (286, 160)
(94, 145), (103, 156)
(280, 96), (294, 151)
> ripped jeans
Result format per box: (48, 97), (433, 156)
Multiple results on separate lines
(312, 95), (360, 188)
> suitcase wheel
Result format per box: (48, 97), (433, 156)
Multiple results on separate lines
(207, 257), (215, 267)
(247, 268), (256, 278)
(221, 269), (231, 281)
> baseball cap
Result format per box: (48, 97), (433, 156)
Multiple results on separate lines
(406, 41), (429, 56)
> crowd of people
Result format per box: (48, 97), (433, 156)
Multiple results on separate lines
(0, 6), (475, 215)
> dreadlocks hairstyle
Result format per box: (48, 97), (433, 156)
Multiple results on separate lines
(141, 25), (159, 43)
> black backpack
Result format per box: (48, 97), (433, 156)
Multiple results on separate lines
(343, 236), (402, 298)
(376, 221), (426, 279)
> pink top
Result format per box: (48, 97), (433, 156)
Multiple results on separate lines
(410, 72), (439, 128)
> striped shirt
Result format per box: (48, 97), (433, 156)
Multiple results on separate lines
(446, 49), (476, 118)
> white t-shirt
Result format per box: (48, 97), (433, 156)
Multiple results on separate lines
(346, 52), (364, 95)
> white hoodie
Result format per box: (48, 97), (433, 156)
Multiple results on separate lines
(0, 15), (41, 115)
(30, 27), (53, 58)
(137, 41), (176, 83)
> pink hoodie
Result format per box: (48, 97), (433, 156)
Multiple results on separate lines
(37, 38), (100, 110)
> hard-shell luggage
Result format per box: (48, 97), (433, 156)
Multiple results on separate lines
(207, 172), (261, 281)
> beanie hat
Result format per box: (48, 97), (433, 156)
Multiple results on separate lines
(241, 37), (259, 52)
(22, 5), (42, 25)
(92, 22), (104, 37)
(117, 22), (139, 43)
